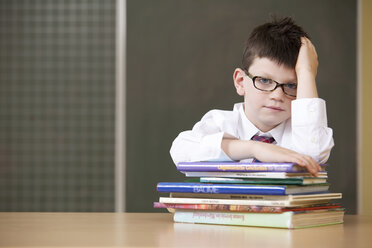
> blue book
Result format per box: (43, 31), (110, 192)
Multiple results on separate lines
(177, 162), (327, 173)
(156, 182), (330, 195)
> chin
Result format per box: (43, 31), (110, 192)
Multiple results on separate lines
(260, 119), (285, 130)
(263, 115), (290, 125)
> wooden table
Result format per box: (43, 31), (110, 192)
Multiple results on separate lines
(0, 213), (371, 247)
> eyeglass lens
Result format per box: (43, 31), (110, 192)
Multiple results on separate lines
(254, 77), (297, 97)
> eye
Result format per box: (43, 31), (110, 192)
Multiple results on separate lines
(257, 77), (272, 85)
(285, 83), (297, 89)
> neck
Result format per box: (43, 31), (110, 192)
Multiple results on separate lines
(243, 107), (277, 133)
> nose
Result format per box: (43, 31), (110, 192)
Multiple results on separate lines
(269, 85), (285, 100)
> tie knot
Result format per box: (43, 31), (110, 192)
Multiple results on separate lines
(251, 135), (275, 144)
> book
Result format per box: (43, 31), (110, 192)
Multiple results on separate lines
(184, 171), (328, 179)
(173, 209), (345, 229)
(199, 177), (327, 185)
(156, 182), (330, 195)
(177, 161), (327, 172)
(153, 202), (341, 213)
(159, 196), (332, 207)
(160, 192), (342, 207)
(169, 192), (342, 201)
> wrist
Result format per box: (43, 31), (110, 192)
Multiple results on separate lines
(245, 140), (256, 158)
(246, 140), (260, 158)
(221, 139), (256, 161)
(296, 73), (318, 99)
(296, 68), (316, 81)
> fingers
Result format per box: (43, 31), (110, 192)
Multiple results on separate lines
(300, 36), (308, 45)
(300, 37), (318, 57)
(291, 154), (321, 177)
(300, 37), (312, 46)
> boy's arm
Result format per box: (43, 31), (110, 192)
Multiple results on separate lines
(221, 139), (321, 176)
(289, 37), (334, 163)
(170, 110), (237, 164)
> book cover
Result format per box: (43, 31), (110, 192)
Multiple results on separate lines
(184, 171), (328, 179)
(157, 182), (330, 195)
(199, 177), (327, 185)
(173, 209), (344, 229)
(177, 161), (327, 173)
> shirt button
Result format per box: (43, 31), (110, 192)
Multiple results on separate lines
(311, 137), (318, 143)
(309, 108), (315, 112)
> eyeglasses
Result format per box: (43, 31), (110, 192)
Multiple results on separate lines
(243, 69), (297, 97)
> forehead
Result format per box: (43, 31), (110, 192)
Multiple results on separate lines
(249, 57), (297, 83)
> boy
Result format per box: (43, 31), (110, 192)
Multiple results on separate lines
(170, 17), (334, 176)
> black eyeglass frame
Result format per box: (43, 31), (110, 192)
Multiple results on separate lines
(243, 69), (297, 97)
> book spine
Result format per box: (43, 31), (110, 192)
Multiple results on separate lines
(170, 192), (288, 200)
(199, 177), (306, 185)
(184, 172), (328, 179)
(159, 197), (297, 206)
(153, 202), (285, 213)
(173, 210), (292, 228)
(169, 192), (341, 201)
(157, 182), (286, 195)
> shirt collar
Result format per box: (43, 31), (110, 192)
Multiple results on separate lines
(237, 103), (260, 140)
(236, 103), (286, 144)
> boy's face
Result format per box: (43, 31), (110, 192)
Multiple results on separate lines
(233, 57), (297, 132)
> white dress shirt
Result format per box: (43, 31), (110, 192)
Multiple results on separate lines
(170, 98), (334, 165)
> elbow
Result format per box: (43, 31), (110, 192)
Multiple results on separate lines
(169, 138), (184, 165)
(169, 132), (198, 165)
(308, 137), (335, 164)
(316, 130), (335, 163)
(292, 127), (334, 163)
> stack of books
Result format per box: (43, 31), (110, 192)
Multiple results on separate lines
(154, 162), (344, 229)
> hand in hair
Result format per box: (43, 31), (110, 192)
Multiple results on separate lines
(295, 37), (319, 99)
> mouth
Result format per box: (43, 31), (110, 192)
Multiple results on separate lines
(264, 106), (284, 111)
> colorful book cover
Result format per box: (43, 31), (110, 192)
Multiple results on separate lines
(177, 161), (327, 172)
(153, 202), (340, 213)
(156, 182), (330, 195)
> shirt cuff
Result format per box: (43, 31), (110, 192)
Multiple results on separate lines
(291, 98), (328, 127)
(200, 132), (234, 161)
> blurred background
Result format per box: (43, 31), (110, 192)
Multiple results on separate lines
(0, 0), (370, 214)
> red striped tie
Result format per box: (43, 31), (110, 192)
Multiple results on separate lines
(251, 135), (275, 162)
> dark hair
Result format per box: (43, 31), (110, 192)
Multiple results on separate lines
(242, 16), (309, 70)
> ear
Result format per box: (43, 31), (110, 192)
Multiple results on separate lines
(233, 68), (246, 96)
